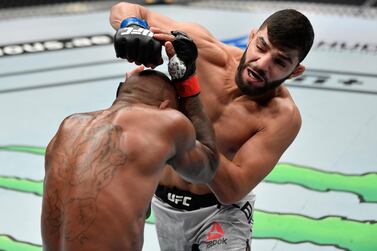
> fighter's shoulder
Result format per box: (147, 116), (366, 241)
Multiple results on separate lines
(161, 109), (193, 132)
(46, 113), (94, 155)
(60, 112), (94, 130)
(270, 90), (301, 132)
(161, 109), (197, 153)
(157, 110), (194, 143)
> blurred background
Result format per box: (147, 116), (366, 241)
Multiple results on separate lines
(0, 1), (376, 251)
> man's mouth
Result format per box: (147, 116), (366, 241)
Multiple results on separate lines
(243, 68), (265, 87)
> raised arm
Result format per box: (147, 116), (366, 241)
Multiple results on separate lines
(110, 2), (178, 31)
(111, 2), (183, 67)
(166, 31), (219, 183)
(169, 94), (219, 184)
(209, 104), (301, 204)
(110, 2), (226, 68)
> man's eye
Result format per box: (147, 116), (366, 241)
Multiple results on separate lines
(275, 59), (286, 68)
(256, 45), (264, 51)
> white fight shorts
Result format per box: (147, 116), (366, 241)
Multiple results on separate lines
(152, 185), (256, 251)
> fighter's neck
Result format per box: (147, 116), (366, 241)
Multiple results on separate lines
(112, 97), (155, 110)
(250, 87), (282, 103)
(230, 85), (283, 104)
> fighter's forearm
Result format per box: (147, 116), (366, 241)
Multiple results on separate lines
(179, 95), (219, 176)
(207, 155), (247, 204)
(110, 2), (146, 30)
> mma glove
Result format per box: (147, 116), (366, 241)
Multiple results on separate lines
(168, 31), (200, 98)
(114, 17), (162, 66)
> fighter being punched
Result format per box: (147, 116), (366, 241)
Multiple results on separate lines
(111, 3), (314, 250)
(41, 31), (218, 251)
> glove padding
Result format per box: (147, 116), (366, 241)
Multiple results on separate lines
(168, 31), (200, 97)
(169, 31), (198, 81)
(114, 17), (162, 66)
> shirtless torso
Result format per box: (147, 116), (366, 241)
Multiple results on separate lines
(109, 4), (312, 250)
(157, 27), (301, 202)
(41, 107), (184, 250)
(41, 70), (219, 251)
(109, 2), (301, 203)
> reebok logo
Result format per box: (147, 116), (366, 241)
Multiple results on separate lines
(207, 222), (224, 240)
(206, 238), (228, 249)
(206, 222), (228, 249)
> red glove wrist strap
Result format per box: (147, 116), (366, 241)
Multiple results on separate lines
(174, 75), (200, 97)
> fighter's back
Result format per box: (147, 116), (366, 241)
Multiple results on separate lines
(41, 106), (186, 251)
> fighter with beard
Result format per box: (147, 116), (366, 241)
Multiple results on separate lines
(110, 4), (314, 250)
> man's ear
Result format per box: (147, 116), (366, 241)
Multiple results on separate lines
(159, 100), (171, 109)
(248, 28), (258, 42)
(125, 65), (145, 81)
(289, 64), (305, 79)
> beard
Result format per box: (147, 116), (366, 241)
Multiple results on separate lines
(235, 49), (291, 97)
(116, 81), (124, 98)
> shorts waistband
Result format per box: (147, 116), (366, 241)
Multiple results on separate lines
(155, 185), (220, 211)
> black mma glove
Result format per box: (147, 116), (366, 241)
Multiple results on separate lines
(114, 17), (162, 66)
(168, 31), (200, 97)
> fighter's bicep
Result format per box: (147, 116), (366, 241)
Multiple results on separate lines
(234, 114), (301, 184)
(145, 10), (226, 64)
(110, 2), (178, 30)
(143, 7), (181, 31)
(174, 23), (229, 67)
(234, 132), (282, 182)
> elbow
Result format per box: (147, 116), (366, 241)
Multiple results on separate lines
(211, 185), (251, 205)
(187, 157), (219, 184)
(188, 165), (217, 184)
(216, 191), (243, 205)
(200, 164), (217, 184)
(190, 144), (219, 184)
(201, 150), (219, 184)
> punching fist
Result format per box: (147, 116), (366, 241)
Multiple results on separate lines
(168, 31), (198, 81)
(167, 31), (200, 97)
(114, 17), (162, 67)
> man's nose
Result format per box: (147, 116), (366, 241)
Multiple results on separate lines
(256, 54), (272, 73)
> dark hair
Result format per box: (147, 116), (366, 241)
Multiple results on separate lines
(259, 9), (314, 62)
(138, 69), (171, 83)
(116, 69), (172, 98)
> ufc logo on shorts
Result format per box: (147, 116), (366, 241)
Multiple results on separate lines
(167, 193), (192, 206)
(120, 27), (153, 37)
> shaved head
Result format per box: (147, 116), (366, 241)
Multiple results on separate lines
(116, 69), (178, 108)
